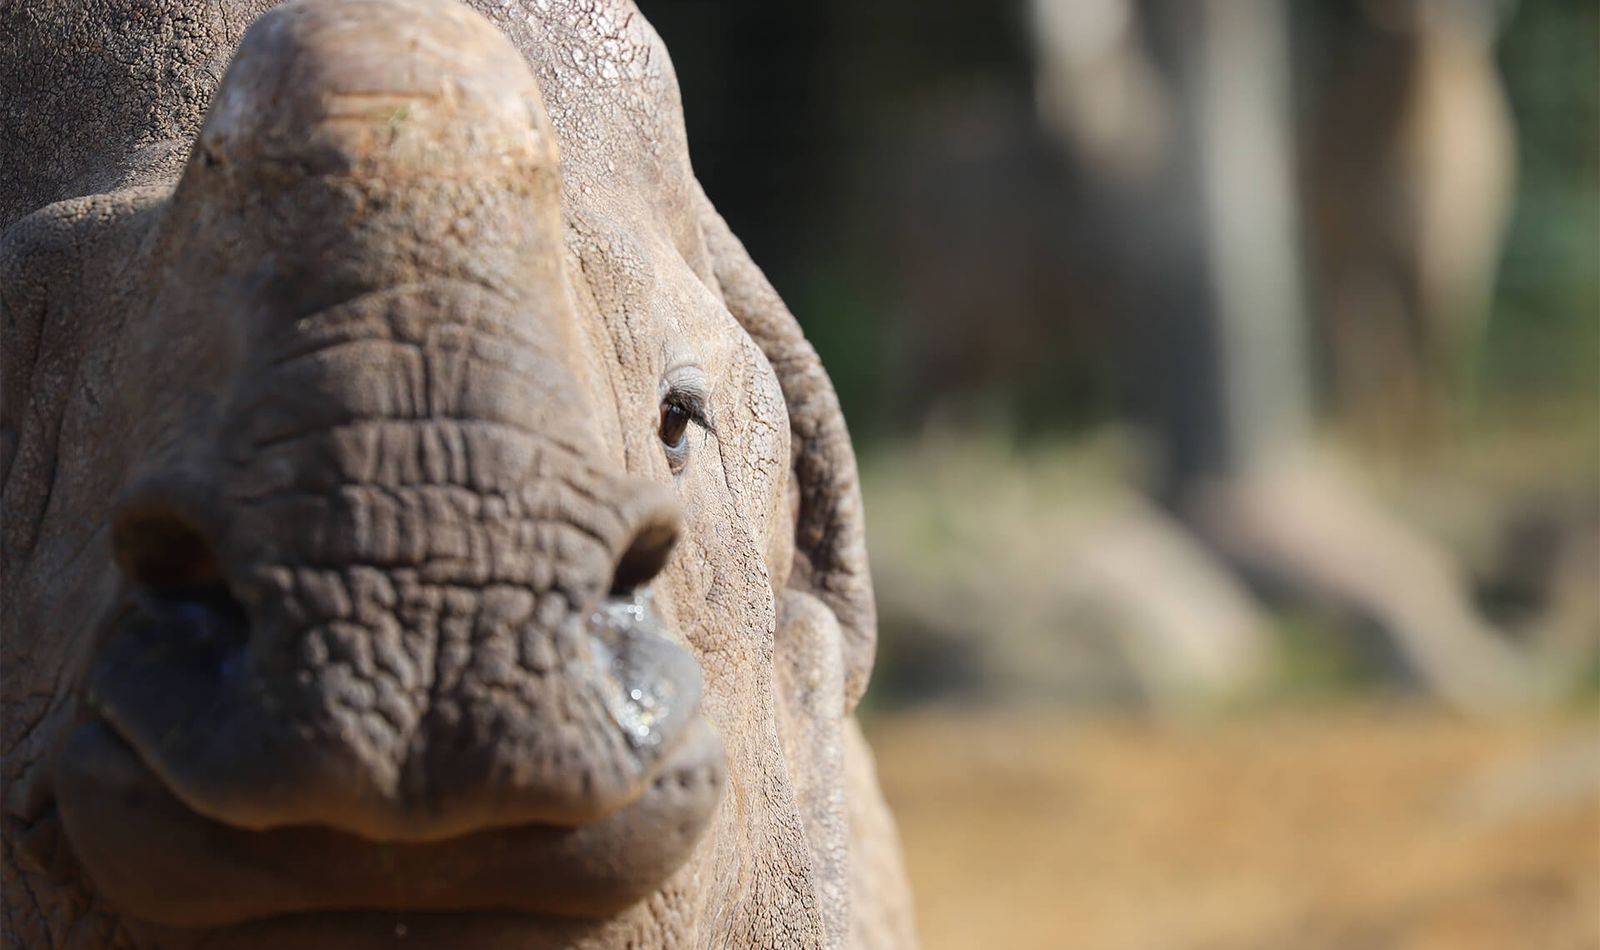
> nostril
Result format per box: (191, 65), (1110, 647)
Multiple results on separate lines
(112, 504), (224, 592)
(609, 498), (681, 597)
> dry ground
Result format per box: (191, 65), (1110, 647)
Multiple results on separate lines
(867, 706), (1600, 950)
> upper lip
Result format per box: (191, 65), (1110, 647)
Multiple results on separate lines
(51, 591), (726, 930)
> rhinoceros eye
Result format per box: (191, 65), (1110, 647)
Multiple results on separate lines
(659, 390), (712, 473)
(659, 401), (692, 450)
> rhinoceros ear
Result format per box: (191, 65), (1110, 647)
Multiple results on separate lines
(696, 190), (876, 713)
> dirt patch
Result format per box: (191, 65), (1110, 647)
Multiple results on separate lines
(867, 706), (1600, 949)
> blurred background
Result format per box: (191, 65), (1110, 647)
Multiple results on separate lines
(641, 0), (1597, 946)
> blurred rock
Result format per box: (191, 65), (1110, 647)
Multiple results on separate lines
(864, 436), (1271, 710)
(1189, 449), (1560, 713)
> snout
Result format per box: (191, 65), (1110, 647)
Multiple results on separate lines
(51, 0), (724, 932)
(90, 468), (712, 841)
(60, 563), (725, 926)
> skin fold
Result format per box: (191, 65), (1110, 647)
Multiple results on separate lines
(0, 1), (917, 947)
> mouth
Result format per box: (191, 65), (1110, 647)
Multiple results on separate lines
(115, 908), (659, 950)
(51, 589), (724, 932)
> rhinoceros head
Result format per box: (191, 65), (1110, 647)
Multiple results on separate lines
(0, 1), (909, 947)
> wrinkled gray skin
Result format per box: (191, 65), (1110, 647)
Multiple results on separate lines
(0, 1), (917, 947)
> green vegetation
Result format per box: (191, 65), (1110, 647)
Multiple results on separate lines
(1484, 0), (1599, 438)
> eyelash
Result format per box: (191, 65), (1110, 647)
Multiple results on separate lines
(664, 390), (714, 436)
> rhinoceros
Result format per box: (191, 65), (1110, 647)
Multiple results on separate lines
(0, 0), (917, 946)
